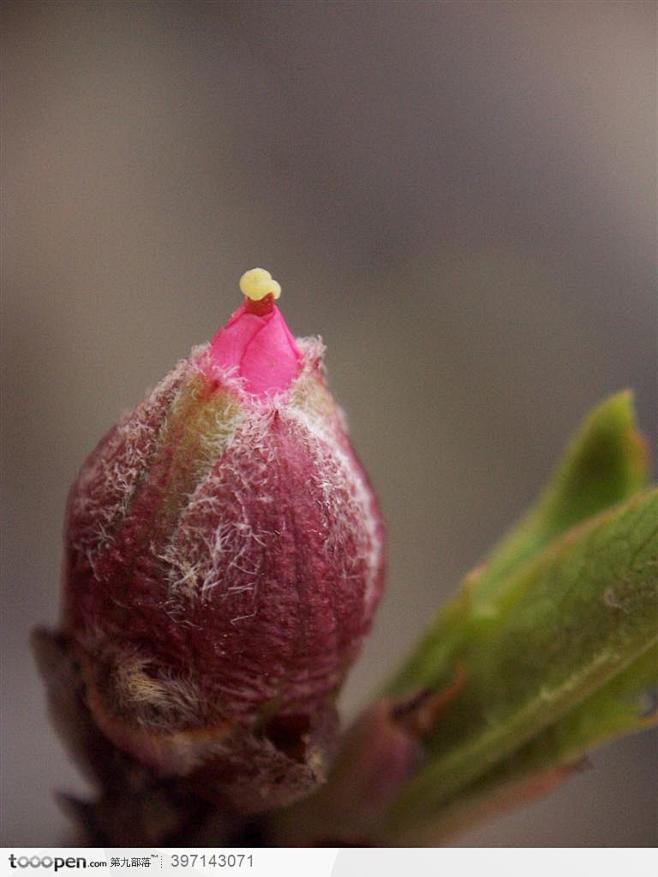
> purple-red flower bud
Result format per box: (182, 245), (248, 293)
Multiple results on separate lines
(61, 272), (385, 810)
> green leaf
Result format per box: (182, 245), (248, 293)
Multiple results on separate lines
(383, 488), (658, 840)
(393, 644), (657, 844)
(475, 390), (649, 603)
(388, 391), (649, 696)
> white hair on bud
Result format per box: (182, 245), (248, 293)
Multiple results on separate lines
(159, 404), (275, 607)
(78, 627), (206, 729)
(284, 404), (383, 616)
(68, 357), (191, 570)
(112, 652), (204, 729)
(159, 336), (382, 619)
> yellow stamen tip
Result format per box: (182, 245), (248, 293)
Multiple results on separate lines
(239, 268), (282, 301)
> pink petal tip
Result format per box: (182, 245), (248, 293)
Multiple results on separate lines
(209, 298), (302, 397)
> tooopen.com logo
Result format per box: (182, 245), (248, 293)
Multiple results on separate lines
(8, 855), (103, 872)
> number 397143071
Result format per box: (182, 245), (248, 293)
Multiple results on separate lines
(170, 854), (254, 868)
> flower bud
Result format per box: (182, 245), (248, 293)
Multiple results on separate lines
(61, 272), (385, 811)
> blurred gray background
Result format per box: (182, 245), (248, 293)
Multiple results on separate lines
(2, 0), (656, 847)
